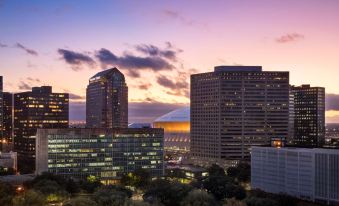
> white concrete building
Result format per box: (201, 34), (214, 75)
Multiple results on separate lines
(251, 147), (339, 205)
(0, 151), (17, 171)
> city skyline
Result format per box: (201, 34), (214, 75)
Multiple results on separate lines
(1, 0), (339, 122)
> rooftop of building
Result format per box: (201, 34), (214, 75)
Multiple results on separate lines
(0, 151), (17, 158)
(154, 107), (190, 123)
(291, 84), (325, 89)
(32, 86), (52, 94)
(36, 128), (164, 135)
(214, 65), (262, 72)
(252, 146), (339, 154)
(0, 174), (35, 185)
(128, 123), (152, 128)
(90, 67), (125, 81)
(166, 164), (206, 172)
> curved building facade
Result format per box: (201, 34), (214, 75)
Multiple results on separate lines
(153, 107), (190, 153)
(86, 68), (128, 128)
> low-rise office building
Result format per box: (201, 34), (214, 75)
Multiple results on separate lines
(166, 164), (207, 181)
(251, 146), (339, 205)
(0, 151), (17, 171)
(36, 128), (164, 184)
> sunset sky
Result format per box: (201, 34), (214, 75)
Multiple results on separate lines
(1, 0), (339, 122)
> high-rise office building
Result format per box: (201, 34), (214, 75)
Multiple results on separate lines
(86, 68), (128, 128)
(288, 89), (295, 143)
(14, 86), (69, 173)
(36, 128), (164, 184)
(291, 85), (325, 147)
(1, 92), (13, 151)
(0, 76), (3, 144)
(191, 66), (289, 166)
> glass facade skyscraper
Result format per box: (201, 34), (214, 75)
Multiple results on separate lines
(291, 84), (325, 147)
(0, 77), (13, 151)
(14, 86), (69, 173)
(86, 68), (128, 128)
(0, 76), (3, 144)
(1, 92), (13, 150)
(36, 128), (164, 184)
(191, 66), (289, 166)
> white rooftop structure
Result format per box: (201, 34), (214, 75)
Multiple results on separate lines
(154, 107), (190, 122)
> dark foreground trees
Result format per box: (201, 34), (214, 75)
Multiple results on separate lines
(121, 168), (151, 189)
(93, 185), (132, 206)
(181, 189), (218, 206)
(202, 164), (247, 201)
(143, 179), (193, 206)
(64, 196), (98, 206)
(0, 181), (15, 206)
(12, 190), (45, 206)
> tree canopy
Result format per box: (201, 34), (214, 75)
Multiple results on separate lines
(93, 185), (132, 206)
(180, 189), (218, 206)
(143, 179), (193, 206)
(12, 190), (45, 206)
(0, 181), (15, 206)
(121, 168), (151, 189)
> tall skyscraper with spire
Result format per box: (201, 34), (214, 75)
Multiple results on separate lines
(86, 68), (128, 128)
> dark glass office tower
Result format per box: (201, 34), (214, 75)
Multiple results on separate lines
(14, 86), (69, 173)
(0, 76), (3, 144)
(1, 92), (13, 151)
(191, 66), (289, 166)
(291, 84), (325, 147)
(86, 68), (128, 128)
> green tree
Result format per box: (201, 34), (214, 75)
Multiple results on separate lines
(121, 168), (151, 189)
(0, 181), (15, 206)
(202, 175), (232, 200)
(207, 164), (226, 177)
(80, 176), (102, 193)
(66, 178), (80, 194)
(32, 179), (69, 203)
(33, 179), (65, 194)
(143, 179), (193, 206)
(232, 186), (246, 200)
(226, 162), (250, 183)
(12, 190), (45, 206)
(64, 196), (98, 206)
(236, 162), (250, 182)
(180, 189), (218, 206)
(223, 198), (246, 206)
(26, 172), (67, 188)
(245, 196), (278, 206)
(189, 179), (203, 189)
(226, 167), (239, 179)
(124, 200), (152, 206)
(93, 185), (132, 206)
